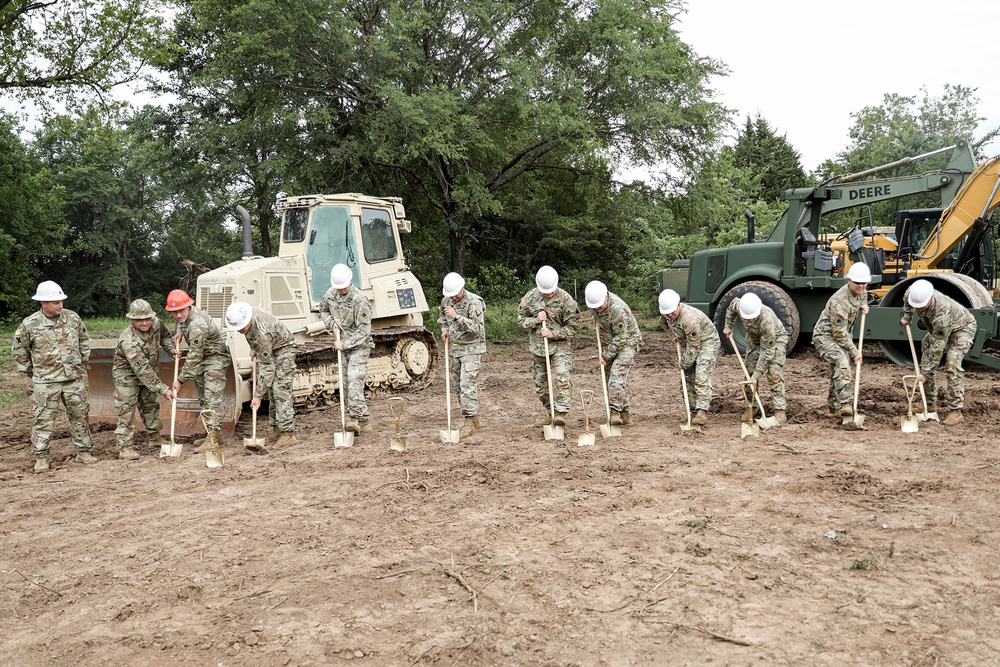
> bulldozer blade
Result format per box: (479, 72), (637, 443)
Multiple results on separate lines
(159, 442), (183, 458)
(542, 424), (564, 441)
(741, 422), (759, 439)
(88, 343), (239, 437)
(599, 423), (621, 438)
(390, 435), (407, 452)
(577, 431), (595, 447)
(335, 430), (355, 448)
(901, 414), (919, 433)
(205, 449), (224, 468)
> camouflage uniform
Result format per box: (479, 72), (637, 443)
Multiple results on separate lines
(113, 317), (177, 449)
(244, 306), (298, 431)
(438, 291), (486, 417)
(725, 298), (788, 411)
(321, 285), (373, 421)
(812, 284), (865, 411)
(12, 309), (93, 456)
(902, 290), (977, 410)
(176, 305), (231, 431)
(518, 287), (580, 414)
(593, 292), (642, 413)
(662, 303), (720, 411)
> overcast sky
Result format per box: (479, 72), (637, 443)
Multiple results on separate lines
(675, 0), (1000, 172)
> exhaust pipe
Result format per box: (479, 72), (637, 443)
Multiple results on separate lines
(745, 209), (755, 243)
(236, 205), (253, 258)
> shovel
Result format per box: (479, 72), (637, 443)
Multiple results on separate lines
(334, 327), (355, 448)
(675, 340), (700, 433)
(844, 310), (866, 429)
(201, 409), (224, 467)
(739, 380), (761, 439)
(160, 343), (183, 458)
(578, 389), (596, 446)
(728, 333), (779, 429)
(389, 396), (407, 452)
(243, 358), (267, 452)
(540, 330), (565, 440)
(901, 375), (920, 433)
(595, 323), (621, 438)
(904, 323), (939, 423)
(439, 338), (461, 443)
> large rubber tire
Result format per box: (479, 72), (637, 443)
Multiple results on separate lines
(713, 280), (801, 355)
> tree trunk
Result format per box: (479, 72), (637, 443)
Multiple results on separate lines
(449, 227), (466, 274)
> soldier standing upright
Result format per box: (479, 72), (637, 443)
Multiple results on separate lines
(659, 289), (720, 426)
(437, 272), (486, 439)
(813, 263), (870, 418)
(225, 302), (299, 448)
(585, 280), (641, 426)
(901, 279), (977, 425)
(723, 292), (789, 424)
(518, 266), (580, 427)
(112, 299), (177, 460)
(12, 281), (96, 473)
(166, 289), (232, 451)
(320, 264), (373, 434)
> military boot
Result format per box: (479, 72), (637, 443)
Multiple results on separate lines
(34, 456), (49, 473)
(459, 416), (480, 439)
(273, 431), (299, 449)
(942, 409), (964, 426)
(691, 409), (708, 426)
(346, 419), (360, 434)
(74, 450), (98, 464)
(195, 431), (219, 453)
(534, 415), (553, 427)
(925, 403), (938, 414)
(119, 447), (140, 460)
(774, 410), (787, 425)
(552, 412), (568, 427)
(192, 435), (210, 448)
(265, 427), (281, 446)
(619, 410), (632, 426)
(356, 420), (372, 434)
(840, 403), (854, 417)
(146, 431), (168, 447)
(610, 409), (623, 426)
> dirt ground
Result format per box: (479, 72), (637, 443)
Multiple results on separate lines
(3, 327), (1000, 666)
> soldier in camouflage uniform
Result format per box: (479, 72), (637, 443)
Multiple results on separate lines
(901, 279), (977, 425)
(321, 264), (373, 434)
(166, 289), (231, 451)
(659, 289), (720, 425)
(113, 299), (178, 459)
(585, 281), (641, 426)
(226, 302), (299, 448)
(813, 263), (870, 418)
(518, 265), (580, 426)
(12, 281), (97, 473)
(723, 292), (789, 424)
(437, 272), (486, 438)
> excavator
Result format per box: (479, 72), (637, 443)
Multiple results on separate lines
(87, 193), (438, 436)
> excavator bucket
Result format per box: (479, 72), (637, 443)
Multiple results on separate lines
(87, 341), (239, 438)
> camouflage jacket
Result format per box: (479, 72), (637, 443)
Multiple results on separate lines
(243, 307), (297, 399)
(517, 287), (580, 356)
(437, 290), (486, 356)
(902, 291), (977, 373)
(113, 317), (176, 394)
(593, 292), (641, 359)
(320, 286), (373, 351)
(662, 303), (720, 370)
(813, 285), (865, 358)
(12, 309), (90, 383)
(725, 299), (789, 378)
(176, 306), (230, 383)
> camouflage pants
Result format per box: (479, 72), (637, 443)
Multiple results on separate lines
(191, 357), (230, 431)
(339, 345), (370, 420)
(605, 346), (637, 412)
(266, 350), (297, 432)
(923, 325), (976, 409)
(449, 351), (481, 417)
(30, 377), (93, 456)
(114, 377), (162, 449)
(813, 334), (853, 409)
(532, 348), (573, 414)
(744, 343), (787, 410)
(681, 340), (719, 412)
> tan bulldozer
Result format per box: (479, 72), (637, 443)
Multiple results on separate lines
(87, 193), (438, 436)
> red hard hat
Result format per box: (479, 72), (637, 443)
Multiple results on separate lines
(165, 289), (195, 311)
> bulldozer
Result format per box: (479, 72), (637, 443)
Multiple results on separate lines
(88, 193), (438, 436)
(659, 139), (1000, 369)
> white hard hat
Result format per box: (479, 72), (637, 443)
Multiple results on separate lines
(330, 264), (354, 290)
(32, 280), (67, 301)
(535, 265), (559, 293)
(225, 302), (253, 331)
(442, 272), (465, 297)
(907, 279), (935, 308)
(585, 281), (608, 309)
(658, 289), (680, 315)
(738, 293), (763, 319)
(846, 262), (872, 284)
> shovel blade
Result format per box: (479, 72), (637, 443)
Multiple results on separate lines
(335, 431), (355, 448)
(577, 432), (595, 447)
(680, 422), (701, 433)
(390, 436), (407, 452)
(543, 425), (565, 441)
(159, 442), (182, 458)
(741, 422), (759, 439)
(439, 429), (461, 444)
(599, 423), (622, 438)
(901, 415), (919, 433)
(917, 411), (939, 422)
(243, 437), (265, 449)
(843, 414), (866, 430)
(205, 449), (224, 468)
(755, 416), (777, 430)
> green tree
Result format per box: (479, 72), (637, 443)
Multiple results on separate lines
(732, 115), (808, 201)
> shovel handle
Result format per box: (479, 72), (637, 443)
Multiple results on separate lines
(170, 351), (179, 444)
(543, 332), (557, 423)
(852, 310), (866, 415)
(580, 389), (594, 431)
(904, 323), (931, 414)
(675, 340), (693, 428)
(443, 338), (454, 431)
(335, 327), (349, 437)
(388, 396), (404, 435)
(728, 333), (769, 418)
(595, 322), (613, 422)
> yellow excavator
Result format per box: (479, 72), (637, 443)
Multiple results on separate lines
(87, 193), (438, 435)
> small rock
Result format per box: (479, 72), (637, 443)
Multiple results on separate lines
(824, 531), (836, 540)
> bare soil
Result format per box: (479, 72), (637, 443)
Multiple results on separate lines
(3, 328), (1000, 666)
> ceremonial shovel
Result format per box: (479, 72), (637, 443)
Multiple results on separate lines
(844, 310), (866, 429)
(728, 333), (778, 429)
(901, 375), (920, 433)
(739, 380), (760, 439)
(201, 410), (224, 467)
(334, 327), (355, 447)
(904, 323), (939, 422)
(594, 323), (621, 438)
(243, 358), (267, 451)
(389, 397), (407, 451)
(578, 389), (596, 446)
(675, 340), (699, 433)
(160, 342), (183, 458)
(439, 339), (461, 443)
(541, 331), (565, 440)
